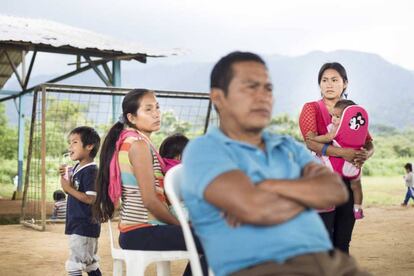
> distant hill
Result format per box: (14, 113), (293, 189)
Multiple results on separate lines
(4, 50), (414, 129)
(122, 50), (414, 128)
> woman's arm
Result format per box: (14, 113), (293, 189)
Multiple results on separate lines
(305, 138), (360, 163)
(306, 132), (334, 144)
(299, 104), (359, 162)
(129, 140), (179, 225)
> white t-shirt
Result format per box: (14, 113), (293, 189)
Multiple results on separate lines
(404, 172), (414, 187)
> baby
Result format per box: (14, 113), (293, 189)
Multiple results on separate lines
(307, 99), (365, 220)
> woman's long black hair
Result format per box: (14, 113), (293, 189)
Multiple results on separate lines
(93, 89), (152, 222)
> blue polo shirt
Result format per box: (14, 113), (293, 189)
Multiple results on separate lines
(182, 127), (332, 276)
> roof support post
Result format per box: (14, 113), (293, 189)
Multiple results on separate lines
(21, 50), (26, 85)
(112, 60), (121, 123)
(76, 55), (81, 70)
(0, 61), (105, 102)
(16, 93), (27, 196)
(83, 56), (111, 86)
(102, 62), (113, 84)
(23, 50), (37, 90)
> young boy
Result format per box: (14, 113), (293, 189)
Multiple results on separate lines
(159, 133), (189, 218)
(401, 163), (414, 206)
(307, 100), (365, 220)
(59, 126), (101, 276)
(51, 190), (67, 220)
(159, 133), (189, 173)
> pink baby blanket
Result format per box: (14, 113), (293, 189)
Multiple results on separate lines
(330, 105), (369, 179)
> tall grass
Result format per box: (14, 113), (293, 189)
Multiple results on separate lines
(1, 174), (408, 206)
(362, 176), (407, 206)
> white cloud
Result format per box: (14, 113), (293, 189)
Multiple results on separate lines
(2, 0), (414, 71)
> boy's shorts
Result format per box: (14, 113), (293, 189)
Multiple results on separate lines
(65, 234), (100, 273)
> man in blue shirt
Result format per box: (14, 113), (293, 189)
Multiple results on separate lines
(182, 52), (371, 276)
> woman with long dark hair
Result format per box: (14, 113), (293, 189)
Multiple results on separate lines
(299, 62), (374, 253)
(93, 89), (207, 275)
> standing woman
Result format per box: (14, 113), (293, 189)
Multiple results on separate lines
(93, 89), (207, 275)
(299, 62), (374, 253)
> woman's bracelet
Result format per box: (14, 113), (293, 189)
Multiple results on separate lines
(322, 143), (329, 156)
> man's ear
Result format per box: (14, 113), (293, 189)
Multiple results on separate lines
(211, 88), (224, 110)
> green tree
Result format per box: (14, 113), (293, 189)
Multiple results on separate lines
(268, 114), (302, 141)
(152, 111), (192, 147)
(28, 98), (90, 157)
(0, 103), (18, 159)
(46, 97), (89, 133)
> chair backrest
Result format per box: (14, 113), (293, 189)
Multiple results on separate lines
(164, 164), (204, 276)
(107, 218), (116, 251)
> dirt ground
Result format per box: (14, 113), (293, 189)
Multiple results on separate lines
(0, 205), (413, 276)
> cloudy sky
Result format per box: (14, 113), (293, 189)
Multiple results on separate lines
(2, 0), (414, 74)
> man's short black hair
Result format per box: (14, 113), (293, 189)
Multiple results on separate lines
(405, 163), (412, 172)
(210, 51), (267, 95)
(69, 126), (101, 158)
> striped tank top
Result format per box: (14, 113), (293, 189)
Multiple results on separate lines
(118, 134), (168, 232)
(53, 199), (67, 219)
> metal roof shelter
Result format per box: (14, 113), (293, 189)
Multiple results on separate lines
(0, 14), (177, 196)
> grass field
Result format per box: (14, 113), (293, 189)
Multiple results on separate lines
(1, 176), (408, 206)
(362, 176), (406, 206)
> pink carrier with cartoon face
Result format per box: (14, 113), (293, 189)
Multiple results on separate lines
(328, 105), (369, 179)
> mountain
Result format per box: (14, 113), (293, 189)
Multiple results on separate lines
(125, 50), (414, 129)
(4, 50), (414, 129)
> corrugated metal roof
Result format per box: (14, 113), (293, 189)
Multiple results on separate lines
(0, 15), (178, 57)
(0, 49), (24, 89)
(0, 15), (181, 90)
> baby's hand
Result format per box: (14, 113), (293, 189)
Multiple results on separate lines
(354, 208), (364, 220)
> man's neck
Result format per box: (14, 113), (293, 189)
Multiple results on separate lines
(219, 125), (264, 149)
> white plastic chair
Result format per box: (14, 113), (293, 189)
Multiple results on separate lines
(165, 164), (214, 276)
(107, 218), (190, 276)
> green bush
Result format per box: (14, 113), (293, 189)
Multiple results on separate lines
(0, 159), (18, 198)
(0, 103), (18, 159)
(363, 158), (407, 176)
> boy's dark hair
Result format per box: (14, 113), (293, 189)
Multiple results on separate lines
(318, 62), (349, 97)
(53, 190), (66, 201)
(334, 99), (356, 112)
(159, 134), (189, 159)
(70, 126), (101, 158)
(210, 51), (267, 95)
(405, 163), (412, 172)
